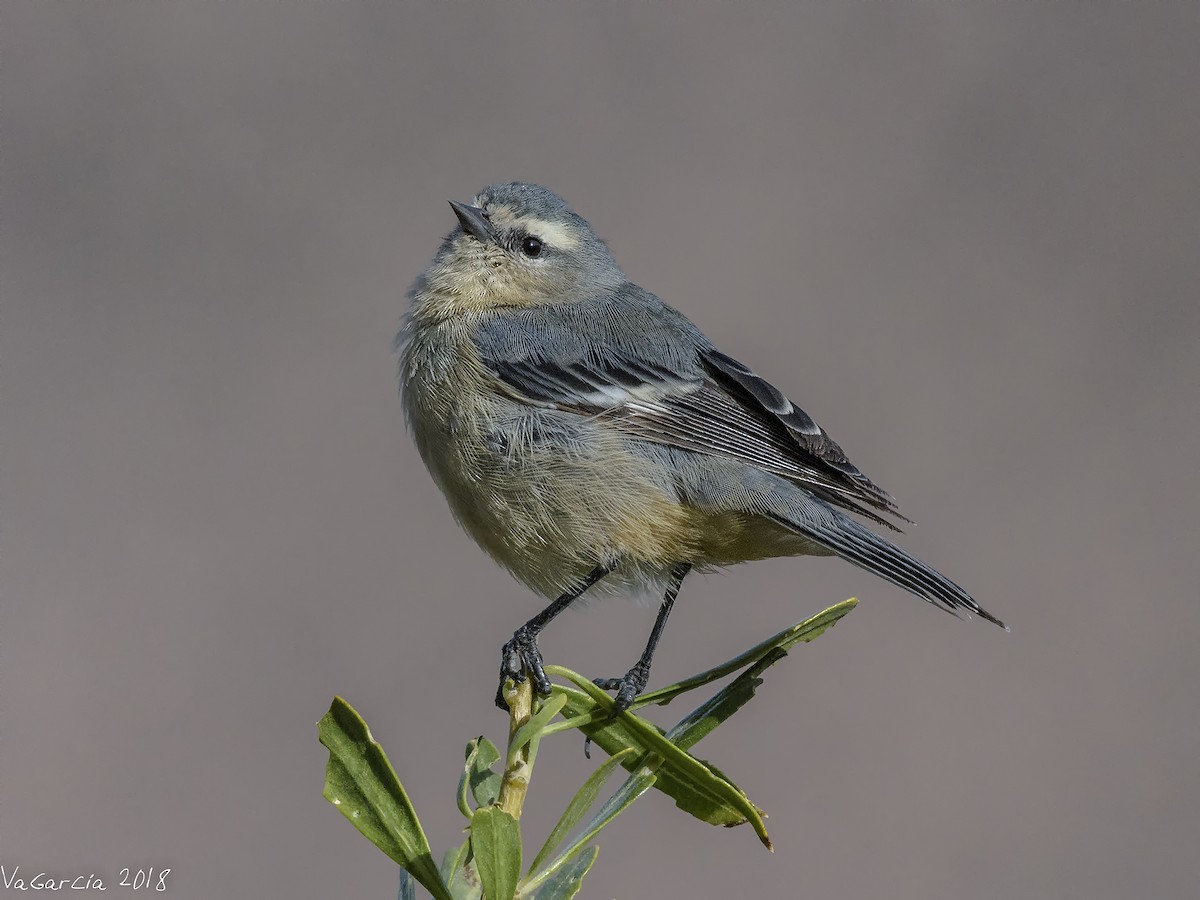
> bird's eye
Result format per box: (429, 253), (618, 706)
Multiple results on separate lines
(520, 235), (544, 258)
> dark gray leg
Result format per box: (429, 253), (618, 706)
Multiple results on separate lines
(594, 562), (692, 714)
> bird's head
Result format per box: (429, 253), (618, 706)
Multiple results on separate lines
(410, 182), (625, 319)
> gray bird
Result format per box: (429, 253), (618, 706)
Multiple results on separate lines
(398, 182), (1005, 712)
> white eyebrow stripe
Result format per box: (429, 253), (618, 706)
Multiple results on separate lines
(513, 218), (581, 251)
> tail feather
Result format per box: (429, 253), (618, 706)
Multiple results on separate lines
(766, 505), (1007, 630)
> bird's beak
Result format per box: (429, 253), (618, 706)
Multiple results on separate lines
(448, 200), (498, 244)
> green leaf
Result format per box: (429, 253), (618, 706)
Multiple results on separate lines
(440, 840), (482, 900)
(440, 842), (466, 882)
(528, 846), (598, 900)
(458, 737), (502, 816)
(319, 698), (454, 900)
(471, 739), (503, 809)
(636, 598), (858, 709)
(528, 748), (636, 875)
(510, 693), (568, 753)
(546, 679), (664, 752)
(449, 866), (483, 900)
(548, 671), (770, 846)
(470, 807), (521, 900)
(458, 743), (479, 819)
(667, 647), (789, 752)
(439, 840), (480, 900)
(510, 692), (568, 772)
(637, 660), (783, 833)
(522, 767), (657, 896)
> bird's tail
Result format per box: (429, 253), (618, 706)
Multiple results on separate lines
(766, 503), (1007, 630)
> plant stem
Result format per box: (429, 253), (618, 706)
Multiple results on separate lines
(496, 677), (534, 819)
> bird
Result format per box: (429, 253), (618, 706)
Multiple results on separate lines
(397, 181), (1005, 713)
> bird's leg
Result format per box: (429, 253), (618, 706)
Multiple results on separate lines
(496, 563), (614, 709)
(594, 562), (692, 714)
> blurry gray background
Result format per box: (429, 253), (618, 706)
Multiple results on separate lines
(4, 3), (1198, 898)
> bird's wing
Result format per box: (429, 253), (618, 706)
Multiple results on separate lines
(697, 348), (906, 523)
(474, 300), (907, 527)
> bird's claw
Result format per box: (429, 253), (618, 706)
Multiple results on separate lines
(593, 661), (650, 715)
(495, 629), (552, 710)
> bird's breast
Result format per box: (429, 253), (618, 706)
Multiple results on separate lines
(401, 329), (696, 593)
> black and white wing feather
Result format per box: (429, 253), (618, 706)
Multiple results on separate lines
(476, 297), (907, 528)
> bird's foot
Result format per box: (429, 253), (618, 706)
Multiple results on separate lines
(593, 661), (650, 715)
(495, 627), (553, 710)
